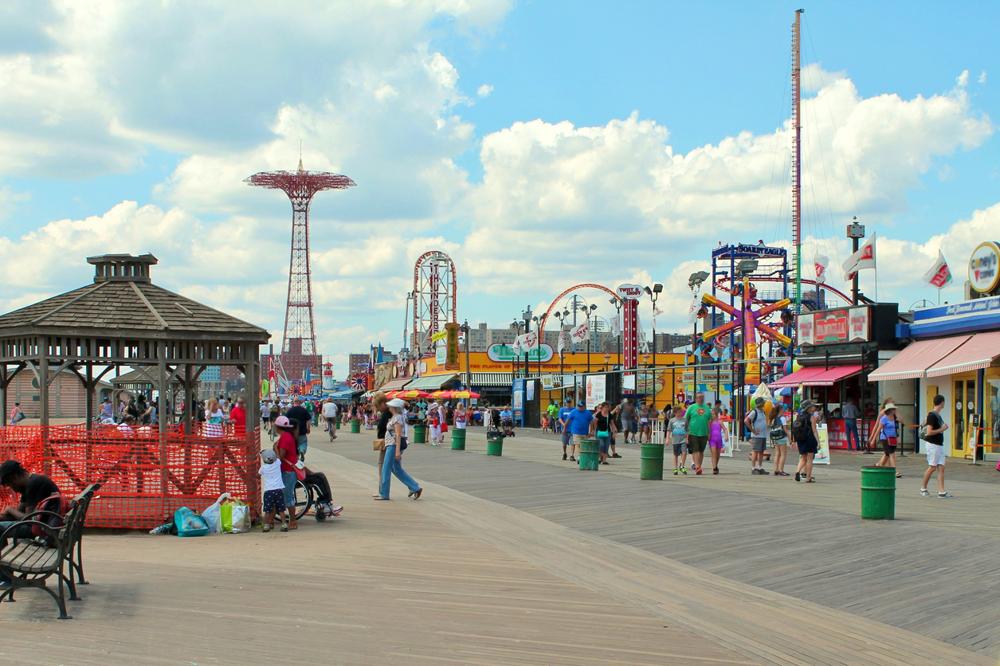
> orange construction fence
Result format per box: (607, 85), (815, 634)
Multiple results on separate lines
(0, 424), (260, 529)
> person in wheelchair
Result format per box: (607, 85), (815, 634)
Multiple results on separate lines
(301, 465), (343, 519)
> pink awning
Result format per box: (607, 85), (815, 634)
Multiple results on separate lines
(925, 331), (1000, 377)
(811, 364), (863, 385)
(868, 335), (971, 382)
(771, 366), (829, 388)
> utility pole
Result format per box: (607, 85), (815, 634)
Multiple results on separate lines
(792, 8), (804, 312)
(847, 216), (866, 304)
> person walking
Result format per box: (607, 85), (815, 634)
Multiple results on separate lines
(229, 397), (247, 435)
(620, 399), (637, 444)
(546, 401), (559, 433)
(558, 400), (574, 461)
(871, 401), (902, 478)
(454, 403), (468, 430)
(667, 406), (688, 475)
(920, 394), (952, 498)
(272, 415), (299, 531)
(769, 402), (791, 476)
(375, 398), (422, 501)
(707, 407), (725, 474)
(745, 397), (770, 475)
(373, 393), (391, 485)
(841, 397), (862, 452)
(564, 400), (594, 463)
(684, 393), (711, 475)
(590, 402), (616, 465)
(638, 401), (651, 444)
(793, 400), (820, 483)
(322, 399), (338, 441)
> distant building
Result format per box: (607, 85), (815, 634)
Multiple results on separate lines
(348, 353), (370, 375)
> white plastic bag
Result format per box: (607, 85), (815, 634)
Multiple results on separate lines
(220, 499), (250, 533)
(201, 492), (230, 534)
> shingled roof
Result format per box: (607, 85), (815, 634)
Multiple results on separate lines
(0, 254), (269, 341)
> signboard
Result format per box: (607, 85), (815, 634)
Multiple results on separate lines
(445, 322), (460, 370)
(435, 341), (446, 365)
(815, 423), (831, 465)
(798, 306), (870, 346)
(969, 241), (1000, 294)
(486, 343), (554, 363)
(616, 283), (643, 301)
(585, 375), (606, 408)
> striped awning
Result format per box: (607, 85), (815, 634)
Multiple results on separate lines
(925, 331), (1000, 377)
(868, 335), (971, 382)
(470, 372), (513, 388)
(376, 377), (412, 392)
(406, 374), (460, 390)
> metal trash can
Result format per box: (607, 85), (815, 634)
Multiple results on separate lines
(412, 423), (427, 444)
(578, 438), (599, 471)
(486, 432), (504, 456)
(861, 466), (896, 520)
(350, 418), (360, 434)
(640, 443), (664, 480)
(451, 428), (466, 451)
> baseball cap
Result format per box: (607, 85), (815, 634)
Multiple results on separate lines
(0, 459), (26, 485)
(260, 449), (277, 464)
(273, 415), (293, 429)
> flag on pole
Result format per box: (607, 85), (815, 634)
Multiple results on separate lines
(923, 250), (952, 288)
(520, 331), (539, 351)
(611, 315), (621, 337)
(814, 253), (829, 284)
(842, 234), (876, 281)
(557, 329), (571, 354)
(570, 321), (589, 344)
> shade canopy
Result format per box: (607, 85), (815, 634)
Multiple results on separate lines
(406, 374), (460, 391)
(771, 364), (863, 388)
(925, 331), (1000, 377)
(868, 335), (971, 382)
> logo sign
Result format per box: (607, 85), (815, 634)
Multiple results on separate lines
(848, 307), (869, 342)
(799, 307), (870, 346)
(969, 241), (1000, 294)
(445, 322), (460, 369)
(486, 343), (554, 363)
(797, 312), (815, 346)
(435, 341), (447, 365)
(616, 283), (643, 301)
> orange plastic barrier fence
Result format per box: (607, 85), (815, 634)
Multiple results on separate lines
(0, 424), (261, 529)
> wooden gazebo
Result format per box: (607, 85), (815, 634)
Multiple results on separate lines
(0, 254), (270, 527)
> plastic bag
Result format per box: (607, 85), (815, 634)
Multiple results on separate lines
(220, 499), (250, 533)
(174, 507), (210, 537)
(201, 492), (231, 534)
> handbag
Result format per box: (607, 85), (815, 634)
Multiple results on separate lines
(373, 438), (385, 451)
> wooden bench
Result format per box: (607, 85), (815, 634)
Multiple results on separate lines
(0, 484), (99, 619)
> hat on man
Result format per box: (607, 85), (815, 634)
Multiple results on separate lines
(387, 398), (406, 408)
(273, 415), (294, 429)
(260, 449), (277, 464)
(0, 459), (26, 486)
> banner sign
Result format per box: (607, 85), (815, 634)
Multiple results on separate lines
(487, 343), (554, 363)
(969, 241), (1000, 294)
(435, 341), (447, 365)
(798, 306), (870, 346)
(430, 330), (448, 343)
(616, 283), (643, 301)
(585, 374), (606, 408)
(445, 322), (460, 370)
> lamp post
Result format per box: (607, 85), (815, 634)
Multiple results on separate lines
(585, 304), (597, 372)
(688, 271), (709, 398)
(847, 216), (866, 306)
(609, 297), (623, 370)
(644, 283), (663, 403)
(460, 320), (471, 391)
(554, 310), (568, 404)
(510, 320), (522, 380)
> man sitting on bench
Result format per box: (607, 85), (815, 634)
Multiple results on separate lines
(0, 460), (62, 587)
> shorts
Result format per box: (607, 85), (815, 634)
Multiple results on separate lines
(882, 437), (898, 455)
(572, 434), (587, 447)
(262, 415), (270, 423)
(597, 435), (610, 454)
(562, 430), (572, 446)
(708, 437), (724, 450)
(672, 442), (688, 457)
(296, 434), (309, 457)
(925, 442), (946, 467)
(621, 418), (634, 433)
(325, 417), (336, 428)
(750, 437), (767, 453)
(687, 435), (708, 453)
(262, 488), (285, 514)
(281, 471), (298, 507)
(797, 439), (817, 455)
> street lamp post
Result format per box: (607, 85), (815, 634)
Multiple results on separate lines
(644, 283), (663, 404)
(688, 271), (709, 399)
(585, 304), (597, 373)
(460, 320), (472, 391)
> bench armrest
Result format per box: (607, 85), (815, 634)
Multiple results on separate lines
(0, 520), (60, 545)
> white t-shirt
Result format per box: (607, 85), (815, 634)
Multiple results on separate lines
(385, 414), (406, 447)
(260, 460), (284, 492)
(322, 402), (338, 418)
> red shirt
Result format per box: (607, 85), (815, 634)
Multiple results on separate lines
(230, 406), (246, 433)
(275, 431), (298, 473)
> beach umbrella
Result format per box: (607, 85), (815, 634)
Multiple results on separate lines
(386, 390), (432, 400)
(447, 390), (480, 400)
(430, 390), (453, 399)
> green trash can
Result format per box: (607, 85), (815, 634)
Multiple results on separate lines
(640, 443), (664, 480)
(486, 432), (504, 456)
(412, 423), (427, 445)
(451, 428), (467, 451)
(578, 438), (599, 471)
(861, 466), (896, 520)
(350, 418), (360, 434)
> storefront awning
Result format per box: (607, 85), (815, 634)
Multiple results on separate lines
(406, 374), (460, 391)
(470, 372), (513, 388)
(868, 335), (971, 382)
(925, 331), (1000, 377)
(770, 366), (827, 387)
(376, 377), (412, 392)
(771, 364), (862, 388)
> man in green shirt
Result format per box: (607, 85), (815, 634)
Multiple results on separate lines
(546, 401), (559, 433)
(684, 392), (711, 475)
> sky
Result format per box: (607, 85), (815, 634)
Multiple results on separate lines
(1, 1), (998, 377)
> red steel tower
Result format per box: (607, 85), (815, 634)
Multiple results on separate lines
(246, 158), (355, 384)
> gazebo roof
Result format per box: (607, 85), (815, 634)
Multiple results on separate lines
(111, 367), (184, 386)
(0, 254), (268, 341)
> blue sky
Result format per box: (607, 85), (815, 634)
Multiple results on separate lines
(1, 1), (997, 375)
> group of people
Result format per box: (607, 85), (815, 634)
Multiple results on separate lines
(545, 398), (660, 444)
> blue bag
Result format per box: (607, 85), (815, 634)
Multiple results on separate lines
(174, 506), (210, 537)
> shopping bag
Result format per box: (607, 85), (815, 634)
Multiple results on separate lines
(220, 499), (250, 533)
(201, 492), (231, 534)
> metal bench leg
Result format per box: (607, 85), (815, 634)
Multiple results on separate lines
(45, 571), (71, 619)
(75, 540), (88, 585)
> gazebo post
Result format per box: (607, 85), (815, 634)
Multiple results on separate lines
(85, 361), (94, 431)
(0, 364), (7, 426)
(183, 364), (193, 435)
(158, 342), (170, 509)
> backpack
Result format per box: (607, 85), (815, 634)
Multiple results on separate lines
(769, 418), (787, 441)
(791, 412), (811, 441)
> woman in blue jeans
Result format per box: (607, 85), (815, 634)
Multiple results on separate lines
(375, 399), (423, 501)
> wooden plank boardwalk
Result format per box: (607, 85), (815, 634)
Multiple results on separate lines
(326, 428), (1000, 661)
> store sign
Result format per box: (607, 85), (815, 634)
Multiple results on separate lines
(616, 283), (643, 301)
(435, 341), (446, 365)
(585, 374), (606, 408)
(486, 343), (554, 363)
(968, 241), (1000, 294)
(798, 306), (870, 345)
(445, 322), (460, 370)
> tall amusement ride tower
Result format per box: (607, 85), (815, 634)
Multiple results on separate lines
(247, 158), (356, 386)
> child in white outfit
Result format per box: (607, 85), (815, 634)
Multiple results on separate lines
(259, 449), (287, 532)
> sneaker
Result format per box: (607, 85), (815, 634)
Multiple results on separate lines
(794, 472), (801, 482)
(696, 467), (703, 475)
(262, 523), (272, 533)
(751, 468), (760, 475)
(673, 468), (679, 476)
(920, 488), (930, 496)
(569, 456), (576, 462)
(612, 453), (622, 459)
(759, 469), (770, 475)
(896, 473), (902, 478)
(937, 491), (953, 498)
(562, 453), (568, 461)
(600, 461), (609, 465)
(680, 467), (687, 475)
(280, 521), (289, 533)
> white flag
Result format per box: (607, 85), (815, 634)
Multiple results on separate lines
(523, 331), (539, 351)
(570, 321), (589, 344)
(842, 234), (876, 281)
(511, 336), (522, 354)
(923, 250), (952, 288)
(557, 329), (571, 354)
(611, 315), (621, 337)
(814, 253), (829, 284)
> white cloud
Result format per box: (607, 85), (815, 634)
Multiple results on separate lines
(979, 70), (988, 84)
(477, 83), (494, 98)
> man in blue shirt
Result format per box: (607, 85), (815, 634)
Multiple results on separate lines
(558, 400), (575, 461)
(564, 402), (594, 463)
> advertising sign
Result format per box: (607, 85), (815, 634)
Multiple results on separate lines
(445, 322), (460, 370)
(799, 307), (870, 345)
(847, 307), (869, 342)
(798, 312), (815, 346)
(486, 343), (554, 363)
(435, 341), (446, 365)
(969, 241), (1000, 294)
(616, 283), (643, 301)
(585, 374), (606, 408)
